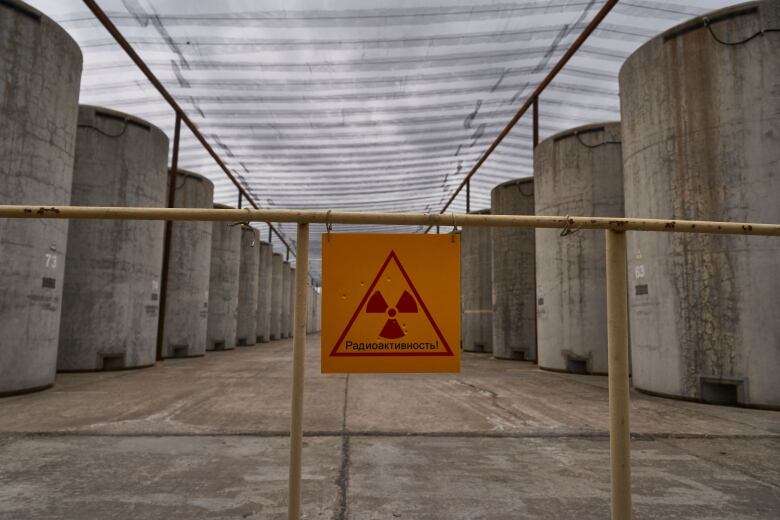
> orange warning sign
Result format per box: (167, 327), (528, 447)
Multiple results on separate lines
(322, 234), (460, 373)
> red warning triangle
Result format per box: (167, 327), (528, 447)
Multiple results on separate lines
(329, 250), (454, 357)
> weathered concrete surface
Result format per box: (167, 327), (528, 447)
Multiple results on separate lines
(162, 170), (214, 358)
(491, 178), (536, 361)
(58, 106), (168, 371)
(235, 230), (260, 347)
(620, 0), (780, 407)
(0, 340), (344, 435)
(348, 436), (780, 520)
(344, 359), (779, 437)
(206, 205), (241, 351)
(0, 338), (778, 519)
(534, 123), (623, 375)
(255, 241), (273, 343)
(461, 209), (493, 353)
(270, 253), (283, 340)
(0, 0), (82, 395)
(0, 435), (340, 520)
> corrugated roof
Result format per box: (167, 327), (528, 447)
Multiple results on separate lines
(26, 0), (734, 281)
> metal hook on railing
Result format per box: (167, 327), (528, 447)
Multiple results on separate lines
(451, 212), (459, 242)
(325, 210), (333, 243)
(560, 215), (582, 237)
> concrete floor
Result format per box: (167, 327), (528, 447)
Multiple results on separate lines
(0, 336), (778, 519)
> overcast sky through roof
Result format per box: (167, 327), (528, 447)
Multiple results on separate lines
(26, 0), (734, 282)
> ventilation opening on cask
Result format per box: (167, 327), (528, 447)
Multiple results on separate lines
(172, 346), (189, 358)
(100, 354), (125, 371)
(700, 378), (742, 406)
(212, 341), (225, 351)
(566, 357), (589, 374)
(508, 350), (525, 361)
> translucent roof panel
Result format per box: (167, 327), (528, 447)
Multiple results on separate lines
(26, 0), (735, 282)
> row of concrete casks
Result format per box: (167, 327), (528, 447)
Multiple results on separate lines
(0, 0), (314, 396)
(209, 220), (303, 350)
(462, 0), (780, 409)
(307, 286), (323, 335)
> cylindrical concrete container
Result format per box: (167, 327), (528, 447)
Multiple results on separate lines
(281, 262), (292, 339)
(307, 286), (316, 334)
(255, 241), (273, 343)
(310, 289), (315, 334)
(315, 289), (322, 332)
(58, 106), (168, 371)
(491, 178), (536, 361)
(535, 123), (624, 375)
(270, 253), (284, 340)
(161, 169), (214, 358)
(0, 1), (82, 395)
(310, 287), (316, 334)
(305, 287), (311, 334)
(236, 228), (260, 346)
(620, 0), (780, 408)
(461, 210), (493, 353)
(289, 267), (297, 338)
(206, 204), (241, 351)
(315, 287), (321, 333)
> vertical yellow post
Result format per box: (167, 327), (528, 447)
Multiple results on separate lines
(288, 223), (309, 520)
(606, 230), (632, 519)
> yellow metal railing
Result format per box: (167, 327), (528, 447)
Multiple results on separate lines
(1, 204), (778, 520)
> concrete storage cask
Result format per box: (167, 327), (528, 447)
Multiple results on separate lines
(288, 267), (296, 338)
(310, 288), (317, 333)
(270, 253), (283, 340)
(491, 178), (536, 361)
(620, 0), (780, 408)
(306, 287), (314, 334)
(309, 289), (314, 333)
(58, 106), (168, 371)
(161, 169), (214, 358)
(311, 290), (316, 333)
(206, 204), (241, 351)
(255, 241), (273, 343)
(236, 228), (260, 346)
(461, 209), (493, 353)
(534, 123), (624, 375)
(0, 0), (82, 395)
(315, 288), (321, 333)
(281, 262), (292, 339)
(315, 289), (321, 332)
(307, 286), (316, 334)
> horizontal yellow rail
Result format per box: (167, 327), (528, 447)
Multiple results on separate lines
(2, 204), (777, 520)
(0, 205), (778, 236)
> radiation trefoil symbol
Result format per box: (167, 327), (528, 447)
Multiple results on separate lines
(329, 250), (453, 357)
(366, 289), (418, 339)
